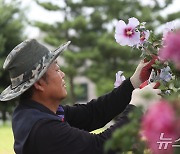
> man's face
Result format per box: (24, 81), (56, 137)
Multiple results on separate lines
(43, 60), (67, 101)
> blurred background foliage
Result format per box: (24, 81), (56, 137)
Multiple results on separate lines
(0, 0), (25, 123)
(0, 0), (179, 122)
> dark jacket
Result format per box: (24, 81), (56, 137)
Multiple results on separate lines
(12, 78), (134, 154)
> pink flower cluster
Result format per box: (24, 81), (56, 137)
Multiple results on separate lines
(141, 100), (178, 154)
(159, 31), (180, 70)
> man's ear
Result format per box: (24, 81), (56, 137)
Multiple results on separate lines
(33, 79), (46, 92)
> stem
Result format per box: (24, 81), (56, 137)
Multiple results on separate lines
(143, 47), (151, 56)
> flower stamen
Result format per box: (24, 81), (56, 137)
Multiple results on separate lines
(125, 28), (134, 37)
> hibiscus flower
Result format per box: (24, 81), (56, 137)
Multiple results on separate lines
(140, 30), (150, 44)
(115, 17), (140, 46)
(141, 101), (177, 154)
(159, 31), (180, 70)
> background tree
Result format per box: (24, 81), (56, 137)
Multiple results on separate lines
(0, 0), (25, 122)
(34, 0), (177, 104)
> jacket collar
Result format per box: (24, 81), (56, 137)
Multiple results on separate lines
(19, 99), (58, 117)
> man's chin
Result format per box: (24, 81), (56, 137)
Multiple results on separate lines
(61, 92), (67, 100)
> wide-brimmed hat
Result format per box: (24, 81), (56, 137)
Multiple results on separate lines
(0, 39), (70, 101)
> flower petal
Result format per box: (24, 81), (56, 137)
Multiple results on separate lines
(115, 34), (129, 46)
(128, 32), (140, 46)
(115, 20), (127, 34)
(144, 30), (150, 40)
(128, 17), (140, 28)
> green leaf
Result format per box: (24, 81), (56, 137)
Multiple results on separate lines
(35, 0), (60, 11)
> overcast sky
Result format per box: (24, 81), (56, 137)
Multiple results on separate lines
(20, 0), (180, 38)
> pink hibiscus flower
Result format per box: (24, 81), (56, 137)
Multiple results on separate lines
(159, 31), (180, 70)
(141, 100), (177, 154)
(115, 17), (140, 46)
(140, 30), (150, 44)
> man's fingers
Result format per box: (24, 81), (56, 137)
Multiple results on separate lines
(144, 83), (162, 95)
(138, 60), (150, 69)
(153, 82), (160, 89)
(146, 82), (157, 88)
(143, 55), (158, 69)
(146, 82), (160, 89)
(153, 89), (162, 95)
(139, 56), (158, 82)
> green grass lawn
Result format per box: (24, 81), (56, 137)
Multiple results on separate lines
(0, 123), (15, 154)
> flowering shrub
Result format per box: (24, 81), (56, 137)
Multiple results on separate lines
(106, 17), (180, 154)
(159, 31), (180, 70)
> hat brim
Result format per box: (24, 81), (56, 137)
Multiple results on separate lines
(0, 41), (71, 101)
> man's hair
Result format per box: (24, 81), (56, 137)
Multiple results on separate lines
(19, 73), (48, 101)
(20, 86), (34, 101)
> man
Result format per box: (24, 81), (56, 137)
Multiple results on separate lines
(0, 39), (161, 154)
